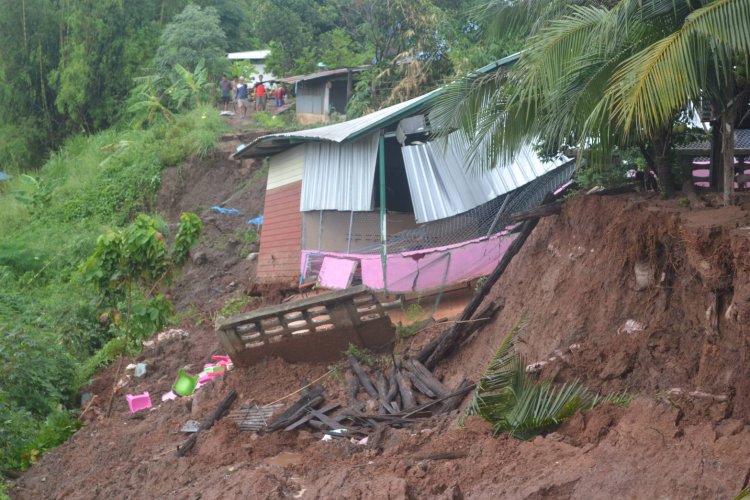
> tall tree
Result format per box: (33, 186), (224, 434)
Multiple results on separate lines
(154, 4), (229, 79)
(434, 0), (750, 204)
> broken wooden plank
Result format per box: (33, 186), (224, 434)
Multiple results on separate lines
(266, 385), (325, 432)
(509, 200), (563, 223)
(348, 356), (379, 399)
(386, 368), (398, 401)
(177, 390), (237, 457)
(308, 407), (352, 431)
(438, 379), (473, 414)
(424, 214), (543, 369)
(345, 369), (360, 405)
(405, 359), (449, 398)
(403, 370), (437, 399)
(395, 370), (416, 409)
(284, 403), (341, 431)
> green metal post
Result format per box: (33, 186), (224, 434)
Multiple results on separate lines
(379, 131), (388, 295)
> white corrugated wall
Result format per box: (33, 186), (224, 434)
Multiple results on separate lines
(300, 133), (379, 211)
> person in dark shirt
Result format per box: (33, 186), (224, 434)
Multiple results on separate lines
(218, 75), (231, 111)
(236, 77), (249, 119)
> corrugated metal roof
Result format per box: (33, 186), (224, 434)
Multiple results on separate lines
(402, 133), (570, 223)
(234, 53), (522, 160)
(676, 129), (750, 154)
(279, 67), (367, 84)
(235, 89), (442, 158)
(228, 50), (271, 60)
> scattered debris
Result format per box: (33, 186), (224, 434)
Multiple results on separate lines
(247, 215), (264, 226)
(180, 420), (201, 433)
(115, 376), (130, 389)
(617, 319), (646, 335)
(134, 363), (147, 378)
(143, 328), (190, 348)
(229, 403), (284, 432)
(161, 391), (178, 402)
(666, 388), (729, 402)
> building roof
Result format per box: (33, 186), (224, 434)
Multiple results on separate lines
(235, 89), (442, 158)
(676, 129), (750, 155)
(234, 53), (521, 159)
(279, 67), (367, 85)
(227, 50), (271, 60)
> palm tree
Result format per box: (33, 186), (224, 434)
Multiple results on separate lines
(434, 0), (750, 204)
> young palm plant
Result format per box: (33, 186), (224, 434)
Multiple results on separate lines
(467, 320), (628, 440)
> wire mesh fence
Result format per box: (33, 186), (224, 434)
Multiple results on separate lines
(352, 159), (576, 254)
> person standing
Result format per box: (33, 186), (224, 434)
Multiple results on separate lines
(236, 77), (249, 119)
(254, 75), (267, 112)
(218, 75), (231, 111)
(273, 85), (282, 110)
(231, 76), (239, 112)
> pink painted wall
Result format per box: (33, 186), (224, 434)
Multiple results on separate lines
(301, 231), (519, 293)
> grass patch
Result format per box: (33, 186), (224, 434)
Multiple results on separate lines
(0, 105), (225, 473)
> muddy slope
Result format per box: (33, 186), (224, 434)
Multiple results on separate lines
(12, 193), (750, 499)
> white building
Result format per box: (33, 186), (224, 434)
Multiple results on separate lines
(227, 50), (273, 80)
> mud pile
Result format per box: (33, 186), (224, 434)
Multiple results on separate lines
(12, 192), (750, 499)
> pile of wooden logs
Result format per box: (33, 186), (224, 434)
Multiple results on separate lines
(345, 356), (470, 419)
(243, 358), (474, 437)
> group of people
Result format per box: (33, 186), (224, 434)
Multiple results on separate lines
(218, 74), (287, 119)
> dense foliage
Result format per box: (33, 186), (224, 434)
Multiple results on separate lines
(0, 107), (226, 473)
(0, 0), (522, 169)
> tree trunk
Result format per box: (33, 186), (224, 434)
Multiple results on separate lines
(721, 105), (736, 206)
(710, 118), (723, 192)
(653, 136), (673, 198)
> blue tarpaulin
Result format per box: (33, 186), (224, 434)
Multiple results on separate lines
(211, 206), (242, 215)
(0, 172), (11, 182)
(247, 215), (264, 226)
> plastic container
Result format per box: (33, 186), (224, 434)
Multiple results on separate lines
(172, 368), (199, 396)
(125, 392), (152, 413)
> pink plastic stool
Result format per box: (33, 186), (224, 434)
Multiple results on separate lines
(125, 392), (152, 413)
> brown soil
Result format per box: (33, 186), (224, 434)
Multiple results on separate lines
(10, 134), (750, 498)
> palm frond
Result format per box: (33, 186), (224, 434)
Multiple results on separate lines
(687, 0), (750, 54)
(608, 0), (750, 137)
(468, 318), (628, 440)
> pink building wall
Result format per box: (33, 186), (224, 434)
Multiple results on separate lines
(301, 231), (519, 293)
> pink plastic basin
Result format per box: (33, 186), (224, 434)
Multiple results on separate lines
(125, 392), (152, 413)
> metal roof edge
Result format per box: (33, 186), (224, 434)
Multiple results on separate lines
(473, 52), (521, 76)
(233, 53), (522, 160)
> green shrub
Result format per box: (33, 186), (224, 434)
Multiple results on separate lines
(0, 104), (222, 472)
